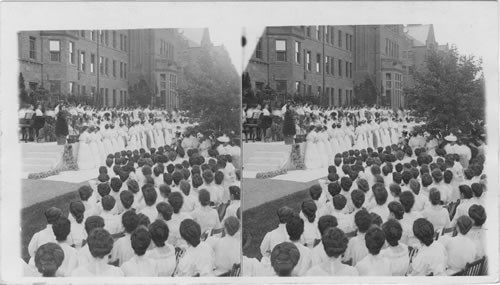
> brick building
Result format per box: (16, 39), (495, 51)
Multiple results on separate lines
(128, 29), (183, 110)
(245, 26), (355, 107)
(18, 30), (129, 107)
(353, 25), (411, 110)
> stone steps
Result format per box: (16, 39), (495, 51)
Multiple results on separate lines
(21, 143), (65, 174)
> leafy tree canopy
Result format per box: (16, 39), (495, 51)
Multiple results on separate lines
(406, 47), (484, 136)
(178, 47), (240, 136)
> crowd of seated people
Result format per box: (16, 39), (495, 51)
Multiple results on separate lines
(24, 139), (242, 277)
(245, 142), (488, 276)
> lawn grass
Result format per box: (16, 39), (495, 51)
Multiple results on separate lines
(242, 187), (311, 260)
(20, 190), (80, 262)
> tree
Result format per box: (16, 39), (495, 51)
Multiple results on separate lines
(178, 46), (240, 135)
(19, 73), (30, 105)
(129, 79), (154, 107)
(354, 78), (377, 106)
(406, 48), (484, 136)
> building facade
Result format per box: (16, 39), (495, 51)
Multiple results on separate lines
(245, 26), (355, 107)
(18, 30), (129, 107)
(353, 25), (410, 110)
(128, 29), (182, 110)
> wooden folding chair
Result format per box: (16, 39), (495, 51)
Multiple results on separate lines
(313, 238), (321, 247)
(210, 227), (225, 238)
(447, 200), (460, 221)
(230, 263), (241, 276)
(217, 201), (229, 221)
(441, 227), (457, 237)
(345, 230), (357, 239)
(452, 256), (486, 276)
(408, 246), (419, 264)
(342, 258), (353, 266)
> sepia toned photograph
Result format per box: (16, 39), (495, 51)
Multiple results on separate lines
(17, 28), (242, 277)
(242, 25), (489, 277)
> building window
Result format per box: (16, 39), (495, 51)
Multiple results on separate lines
(345, 33), (349, 50)
(331, 57), (334, 75)
(120, 34), (123, 50)
(316, 53), (321, 73)
(68, 42), (75, 64)
(255, 82), (264, 91)
(49, 40), (61, 62)
(104, 31), (109, 46)
(345, 61), (349, 79)
(276, 80), (287, 93)
(255, 40), (263, 59)
(169, 73), (177, 108)
(113, 60), (116, 77)
(81, 85), (86, 95)
(80, 51), (85, 71)
(99, 56), (104, 74)
(120, 62), (123, 78)
(308, 85), (312, 95)
(80, 30), (85, 37)
(105, 58), (109, 75)
(325, 56), (329, 75)
(306, 51), (311, 71)
(112, 31), (116, 48)
(295, 81), (300, 93)
(113, 89), (116, 106)
(338, 30), (342, 48)
(316, 26), (321, 41)
(105, 89), (109, 106)
(295, 41), (301, 64)
(91, 86), (96, 97)
(385, 73), (392, 89)
(69, 82), (75, 94)
(90, 54), (95, 74)
(349, 35), (353, 51)
(349, 62), (353, 78)
(339, 89), (343, 105)
(317, 86), (322, 96)
(168, 43), (174, 60)
(49, 80), (61, 94)
(160, 73), (167, 104)
(330, 27), (335, 44)
(91, 30), (96, 41)
(338, 59), (342, 77)
(29, 37), (36, 59)
(124, 63), (127, 78)
(124, 36), (127, 52)
(29, 82), (38, 91)
(306, 26), (311, 37)
(275, 40), (287, 62)
(325, 27), (330, 44)
(99, 30), (104, 44)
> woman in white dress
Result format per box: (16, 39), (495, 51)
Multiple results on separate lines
(304, 126), (322, 169)
(328, 124), (341, 157)
(353, 122), (366, 150)
(71, 228), (124, 276)
(102, 125), (114, 156)
(319, 126), (333, 167)
(343, 123), (354, 151)
(77, 127), (95, 170)
(110, 125), (120, 154)
(139, 123), (148, 150)
(89, 128), (102, 168)
(95, 127), (107, 163)
(306, 227), (358, 276)
(116, 124), (126, 151)
(154, 119), (166, 147)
